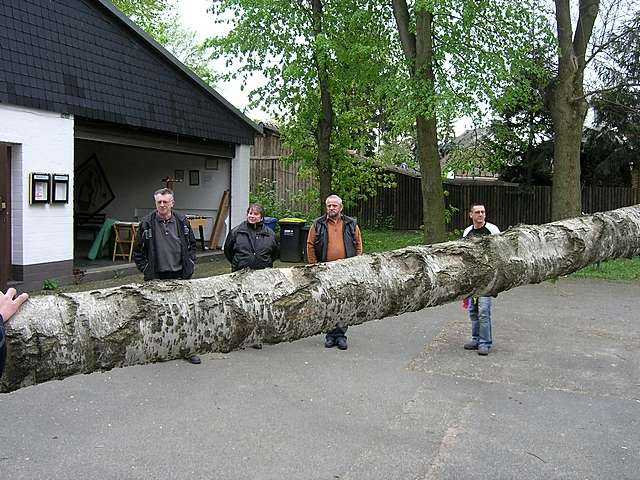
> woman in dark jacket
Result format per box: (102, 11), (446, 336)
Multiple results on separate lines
(224, 204), (279, 272)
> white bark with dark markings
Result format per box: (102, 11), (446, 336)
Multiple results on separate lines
(3, 205), (639, 392)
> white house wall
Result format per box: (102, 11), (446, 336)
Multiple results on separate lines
(75, 140), (231, 241)
(0, 104), (74, 267)
(231, 144), (250, 228)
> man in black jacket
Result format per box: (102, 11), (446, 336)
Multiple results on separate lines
(224, 203), (278, 272)
(133, 188), (200, 364)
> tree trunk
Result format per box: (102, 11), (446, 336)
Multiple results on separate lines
(416, 115), (446, 244)
(3, 206), (640, 392)
(312, 0), (334, 213)
(550, 0), (600, 220)
(393, 3), (446, 244)
(550, 88), (586, 219)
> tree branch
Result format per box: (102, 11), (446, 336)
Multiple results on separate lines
(577, 81), (640, 101)
(573, 0), (600, 71)
(391, 0), (416, 65)
(555, 0), (574, 53)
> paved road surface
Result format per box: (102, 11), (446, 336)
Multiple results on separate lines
(1, 278), (638, 479)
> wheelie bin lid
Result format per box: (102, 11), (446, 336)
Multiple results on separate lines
(278, 217), (306, 224)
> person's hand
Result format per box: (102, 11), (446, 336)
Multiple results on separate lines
(0, 288), (29, 323)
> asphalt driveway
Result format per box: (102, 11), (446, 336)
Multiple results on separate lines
(1, 278), (638, 479)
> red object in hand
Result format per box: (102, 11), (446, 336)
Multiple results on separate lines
(462, 297), (470, 310)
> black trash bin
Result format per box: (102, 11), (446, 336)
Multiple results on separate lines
(300, 225), (310, 263)
(278, 218), (306, 262)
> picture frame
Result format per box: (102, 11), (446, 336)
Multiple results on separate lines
(189, 169), (200, 186)
(204, 157), (219, 170)
(74, 154), (115, 216)
(174, 169), (185, 182)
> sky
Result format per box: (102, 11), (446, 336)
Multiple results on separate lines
(175, 0), (269, 121)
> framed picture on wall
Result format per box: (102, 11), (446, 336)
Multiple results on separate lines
(189, 169), (200, 186)
(174, 169), (185, 181)
(204, 157), (219, 170)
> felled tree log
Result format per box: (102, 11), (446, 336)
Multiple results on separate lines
(3, 205), (640, 392)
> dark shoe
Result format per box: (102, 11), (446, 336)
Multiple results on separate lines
(186, 355), (201, 364)
(478, 345), (489, 356)
(464, 340), (479, 350)
(336, 337), (348, 350)
(251, 343), (263, 350)
(325, 336), (336, 348)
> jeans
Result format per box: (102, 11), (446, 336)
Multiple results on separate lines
(468, 296), (492, 347)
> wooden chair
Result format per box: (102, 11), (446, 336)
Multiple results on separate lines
(112, 222), (138, 262)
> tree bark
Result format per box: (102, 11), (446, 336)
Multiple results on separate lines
(311, 0), (335, 213)
(392, 1), (446, 244)
(3, 205), (639, 392)
(415, 10), (446, 244)
(416, 115), (446, 243)
(550, 0), (600, 220)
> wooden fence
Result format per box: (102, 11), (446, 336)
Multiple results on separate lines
(249, 158), (640, 230)
(250, 158), (316, 214)
(351, 174), (640, 231)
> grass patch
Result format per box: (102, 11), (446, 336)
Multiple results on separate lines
(361, 229), (424, 253)
(572, 256), (640, 281)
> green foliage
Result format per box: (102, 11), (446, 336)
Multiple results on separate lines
(443, 199), (458, 226)
(43, 278), (60, 291)
(417, 1), (557, 184)
(482, 48), (555, 185)
(444, 141), (503, 178)
(371, 213), (395, 230)
(581, 125), (636, 186)
(249, 179), (311, 221)
(385, 0), (555, 134)
(447, 228), (463, 241)
(112, 0), (170, 35)
(375, 138), (417, 170)
(583, 10), (640, 186)
(207, 0), (401, 208)
(208, 0), (558, 227)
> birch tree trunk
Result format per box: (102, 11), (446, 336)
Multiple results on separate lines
(3, 205), (640, 392)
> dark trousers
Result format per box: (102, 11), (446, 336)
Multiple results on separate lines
(326, 325), (348, 339)
(157, 270), (183, 280)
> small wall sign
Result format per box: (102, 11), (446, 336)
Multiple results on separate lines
(29, 173), (50, 204)
(51, 174), (70, 203)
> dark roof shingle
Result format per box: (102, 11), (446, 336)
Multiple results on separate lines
(0, 0), (258, 145)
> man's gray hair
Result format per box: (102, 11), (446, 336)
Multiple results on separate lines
(154, 188), (174, 198)
(325, 194), (343, 205)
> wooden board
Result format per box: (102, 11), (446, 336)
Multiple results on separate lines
(209, 189), (230, 249)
